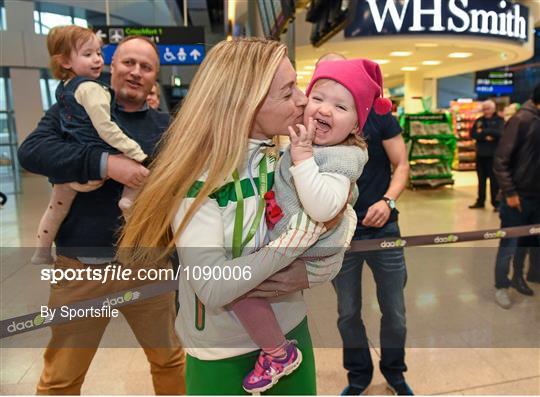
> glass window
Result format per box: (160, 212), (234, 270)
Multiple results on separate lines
(0, 68), (13, 147)
(0, 113), (8, 138)
(0, 68), (20, 193)
(34, 2), (88, 34)
(39, 70), (59, 111)
(0, 77), (6, 111)
(73, 17), (88, 28)
(34, 1), (139, 35)
(0, 1), (6, 31)
(37, 11), (72, 34)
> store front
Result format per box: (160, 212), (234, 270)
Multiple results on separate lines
(295, 0), (536, 112)
(294, 0), (537, 187)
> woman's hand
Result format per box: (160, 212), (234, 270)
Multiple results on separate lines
(246, 259), (309, 298)
(289, 117), (315, 166)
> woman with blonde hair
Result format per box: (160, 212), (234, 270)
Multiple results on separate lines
(119, 38), (350, 394)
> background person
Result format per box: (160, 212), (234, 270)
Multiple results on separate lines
(469, 100), (503, 211)
(147, 82), (161, 110)
(18, 36), (185, 395)
(493, 83), (540, 309)
(319, 52), (412, 396)
(32, 26), (150, 265)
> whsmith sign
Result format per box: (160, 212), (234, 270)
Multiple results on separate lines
(346, 0), (530, 42)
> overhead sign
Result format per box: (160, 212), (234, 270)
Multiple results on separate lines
(346, 0), (529, 43)
(93, 26), (205, 66)
(475, 71), (514, 95)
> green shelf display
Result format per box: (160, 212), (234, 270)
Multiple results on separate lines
(401, 112), (456, 187)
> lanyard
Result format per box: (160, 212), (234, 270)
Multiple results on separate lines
(232, 155), (268, 258)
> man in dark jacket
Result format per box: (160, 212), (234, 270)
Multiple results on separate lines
(492, 83), (540, 308)
(469, 100), (504, 210)
(18, 37), (185, 394)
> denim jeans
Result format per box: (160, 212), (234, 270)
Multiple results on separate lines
(513, 236), (540, 279)
(495, 197), (540, 289)
(332, 221), (407, 388)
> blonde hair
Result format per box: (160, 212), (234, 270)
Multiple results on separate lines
(118, 38), (287, 265)
(47, 25), (98, 80)
(345, 133), (367, 150)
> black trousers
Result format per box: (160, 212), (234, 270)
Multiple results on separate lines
(476, 156), (499, 206)
(513, 236), (540, 279)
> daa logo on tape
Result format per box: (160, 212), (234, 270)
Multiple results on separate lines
(380, 239), (407, 248)
(7, 313), (53, 333)
(434, 234), (459, 244)
(483, 230), (507, 239)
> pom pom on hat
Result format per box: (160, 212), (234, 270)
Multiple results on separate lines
(374, 97), (393, 115)
(306, 58), (392, 131)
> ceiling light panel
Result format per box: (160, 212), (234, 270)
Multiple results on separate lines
(390, 51), (412, 57)
(448, 52), (473, 58)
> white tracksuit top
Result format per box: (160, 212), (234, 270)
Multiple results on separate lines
(173, 139), (355, 360)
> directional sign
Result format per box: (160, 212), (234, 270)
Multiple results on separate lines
(475, 71), (514, 95)
(101, 44), (206, 66)
(93, 26), (204, 45)
(94, 25), (206, 66)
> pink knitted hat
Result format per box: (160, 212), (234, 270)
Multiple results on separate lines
(305, 58), (392, 131)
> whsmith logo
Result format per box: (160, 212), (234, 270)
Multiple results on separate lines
(7, 313), (53, 333)
(483, 230), (507, 239)
(530, 227), (540, 235)
(102, 290), (141, 308)
(380, 239), (407, 248)
(363, 0), (528, 40)
(434, 234), (459, 244)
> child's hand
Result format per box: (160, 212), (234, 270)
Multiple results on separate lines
(289, 117), (314, 166)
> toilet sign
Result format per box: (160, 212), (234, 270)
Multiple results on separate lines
(93, 26), (206, 65)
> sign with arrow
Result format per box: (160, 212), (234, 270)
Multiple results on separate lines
(93, 25), (205, 66)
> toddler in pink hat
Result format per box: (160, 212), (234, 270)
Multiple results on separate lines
(238, 59), (391, 394)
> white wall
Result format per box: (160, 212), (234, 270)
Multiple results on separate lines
(9, 68), (44, 144)
(1, 0), (49, 68)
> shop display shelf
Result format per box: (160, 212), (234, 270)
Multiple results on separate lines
(454, 163), (476, 171)
(458, 152), (476, 161)
(450, 100), (482, 173)
(410, 178), (455, 188)
(402, 112), (456, 189)
(410, 154), (452, 161)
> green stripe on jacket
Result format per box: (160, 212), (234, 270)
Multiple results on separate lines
(187, 173), (275, 207)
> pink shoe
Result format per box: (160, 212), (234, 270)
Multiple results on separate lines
(242, 340), (303, 393)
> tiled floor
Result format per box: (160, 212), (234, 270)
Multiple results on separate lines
(1, 172), (539, 395)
